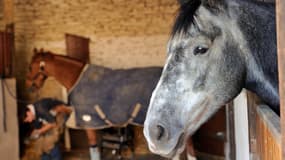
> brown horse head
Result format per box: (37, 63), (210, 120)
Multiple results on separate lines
(26, 48), (85, 92)
(26, 48), (55, 92)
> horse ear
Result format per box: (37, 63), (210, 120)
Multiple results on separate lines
(33, 48), (38, 54)
(177, 0), (190, 5)
(201, 0), (226, 10)
(177, 0), (225, 9)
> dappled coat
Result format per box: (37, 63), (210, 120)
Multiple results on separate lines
(68, 64), (162, 129)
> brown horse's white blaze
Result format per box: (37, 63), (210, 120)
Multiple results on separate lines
(144, 0), (278, 158)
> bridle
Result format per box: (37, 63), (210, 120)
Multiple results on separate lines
(27, 60), (48, 90)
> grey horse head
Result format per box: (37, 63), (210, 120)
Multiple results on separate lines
(144, 0), (277, 158)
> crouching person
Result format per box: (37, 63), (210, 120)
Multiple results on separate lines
(21, 98), (71, 160)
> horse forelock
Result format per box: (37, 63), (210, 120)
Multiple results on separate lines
(171, 0), (202, 37)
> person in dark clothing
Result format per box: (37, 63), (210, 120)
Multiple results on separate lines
(21, 98), (71, 160)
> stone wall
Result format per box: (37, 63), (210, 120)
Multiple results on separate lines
(11, 0), (178, 100)
(0, 0), (14, 29)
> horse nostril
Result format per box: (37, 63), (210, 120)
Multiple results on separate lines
(156, 124), (166, 141)
(148, 122), (169, 143)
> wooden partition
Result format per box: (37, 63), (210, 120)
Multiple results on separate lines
(276, 0), (285, 159)
(247, 92), (281, 160)
(256, 105), (281, 160)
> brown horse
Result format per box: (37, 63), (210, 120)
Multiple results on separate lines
(26, 49), (196, 160)
(26, 49), (100, 159)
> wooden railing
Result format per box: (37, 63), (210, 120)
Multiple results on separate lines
(247, 92), (281, 160)
(276, 0), (285, 159)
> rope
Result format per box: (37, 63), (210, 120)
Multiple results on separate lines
(1, 79), (34, 104)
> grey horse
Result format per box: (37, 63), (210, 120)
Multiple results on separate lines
(144, 0), (277, 158)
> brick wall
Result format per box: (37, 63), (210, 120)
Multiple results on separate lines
(0, 0), (275, 101)
(0, 0), (13, 29)
(11, 0), (178, 99)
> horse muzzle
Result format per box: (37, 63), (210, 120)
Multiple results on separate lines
(26, 79), (40, 93)
(143, 118), (185, 158)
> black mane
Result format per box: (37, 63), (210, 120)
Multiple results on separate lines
(171, 0), (201, 36)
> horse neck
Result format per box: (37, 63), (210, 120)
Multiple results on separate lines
(47, 55), (85, 91)
(236, 1), (279, 109)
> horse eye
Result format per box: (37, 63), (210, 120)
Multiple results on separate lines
(193, 46), (208, 55)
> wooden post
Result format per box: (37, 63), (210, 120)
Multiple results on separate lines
(226, 102), (236, 160)
(276, 0), (285, 159)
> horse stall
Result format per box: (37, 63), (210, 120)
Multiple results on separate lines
(230, 91), (281, 160)
(277, 0), (285, 159)
(245, 0), (285, 159)
(220, 1), (284, 160)
(140, 0), (285, 160)
(224, 1), (284, 160)
(1, 0), (285, 160)
(227, 90), (282, 160)
(191, 1), (285, 160)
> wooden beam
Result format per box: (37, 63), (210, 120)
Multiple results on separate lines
(276, 0), (285, 159)
(247, 91), (261, 159)
(257, 105), (281, 146)
(226, 102), (236, 160)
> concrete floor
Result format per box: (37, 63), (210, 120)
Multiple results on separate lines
(63, 149), (168, 160)
(63, 150), (225, 160)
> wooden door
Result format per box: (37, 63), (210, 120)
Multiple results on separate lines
(0, 30), (13, 78)
(65, 33), (90, 63)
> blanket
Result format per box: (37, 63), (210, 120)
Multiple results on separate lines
(68, 64), (162, 129)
